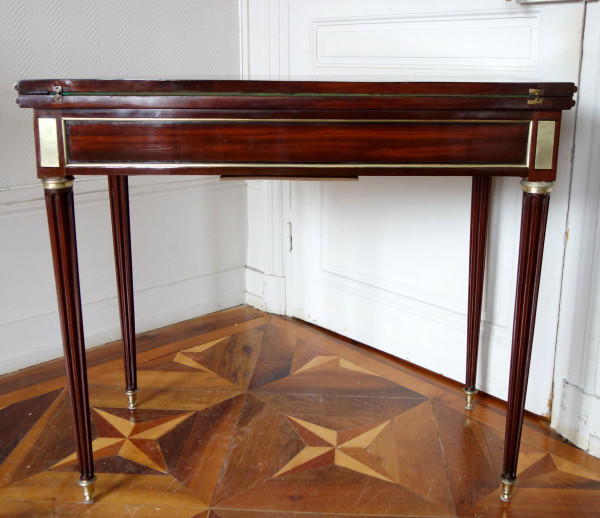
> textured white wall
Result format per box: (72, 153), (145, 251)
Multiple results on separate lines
(552, 2), (600, 458)
(0, 1), (246, 374)
(0, 0), (240, 189)
(242, 0), (584, 418)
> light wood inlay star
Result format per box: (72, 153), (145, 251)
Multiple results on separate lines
(273, 416), (394, 483)
(52, 408), (194, 474)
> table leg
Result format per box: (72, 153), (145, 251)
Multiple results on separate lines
(500, 179), (553, 502)
(43, 177), (96, 504)
(108, 176), (138, 409)
(464, 175), (492, 410)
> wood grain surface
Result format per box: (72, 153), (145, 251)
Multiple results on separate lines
(0, 307), (598, 517)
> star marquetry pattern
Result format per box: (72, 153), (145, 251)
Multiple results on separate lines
(173, 337), (229, 372)
(291, 355), (382, 378)
(273, 416), (395, 483)
(52, 408), (194, 474)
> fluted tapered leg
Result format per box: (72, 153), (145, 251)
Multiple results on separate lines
(108, 175), (138, 409)
(43, 176), (96, 504)
(464, 175), (492, 410)
(500, 179), (553, 502)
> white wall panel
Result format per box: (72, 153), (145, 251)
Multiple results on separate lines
(244, 0), (584, 416)
(0, 177), (247, 374)
(0, 1), (245, 374)
(313, 12), (541, 70)
(0, 0), (240, 190)
(552, 2), (600, 457)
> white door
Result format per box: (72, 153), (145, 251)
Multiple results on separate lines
(243, 0), (585, 416)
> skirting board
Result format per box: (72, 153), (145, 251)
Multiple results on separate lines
(0, 267), (245, 375)
(245, 267), (286, 314)
(554, 382), (600, 458)
(0, 175), (247, 375)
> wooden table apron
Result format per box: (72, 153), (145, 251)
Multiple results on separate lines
(16, 79), (576, 504)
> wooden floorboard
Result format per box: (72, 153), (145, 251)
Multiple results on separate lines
(0, 306), (599, 517)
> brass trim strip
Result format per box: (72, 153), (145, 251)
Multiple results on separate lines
(521, 180), (553, 194)
(42, 177), (73, 190)
(525, 121), (533, 167)
(534, 120), (556, 170)
(65, 162), (529, 169)
(38, 118), (60, 167)
(62, 117), (533, 123)
(61, 117), (533, 169)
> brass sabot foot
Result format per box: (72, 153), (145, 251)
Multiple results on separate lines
(463, 387), (478, 410)
(500, 476), (515, 503)
(126, 389), (138, 410)
(79, 475), (97, 504)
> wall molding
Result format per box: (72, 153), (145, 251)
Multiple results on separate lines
(1, 267), (245, 375)
(242, 0), (291, 315)
(0, 176), (231, 214)
(312, 9), (541, 72)
(1, 174), (248, 375)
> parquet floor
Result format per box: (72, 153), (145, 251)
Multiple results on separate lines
(1, 306), (599, 517)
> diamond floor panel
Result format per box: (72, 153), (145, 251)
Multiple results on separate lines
(1, 307), (599, 517)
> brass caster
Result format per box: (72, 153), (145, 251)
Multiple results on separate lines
(79, 475), (97, 504)
(463, 387), (478, 410)
(500, 476), (515, 503)
(125, 389), (138, 410)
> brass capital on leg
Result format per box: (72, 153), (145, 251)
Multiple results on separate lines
(126, 389), (138, 410)
(79, 475), (97, 504)
(500, 476), (516, 503)
(463, 387), (478, 410)
(42, 176), (74, 190)
(520, 179), (553, 195)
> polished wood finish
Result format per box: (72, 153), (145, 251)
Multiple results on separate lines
(65, 119), (530, 166)
(108, 176), (137, 395)
(42, 179), (94, 484)
(19, 80), (574, 182)
(465, 176), (492, 399)
(16, 79), (577, 111)
(16, 79), (577, 503)
(16, 78), (577, 96)
(1, 309), (599, 516)
(502, 188), (551, 484)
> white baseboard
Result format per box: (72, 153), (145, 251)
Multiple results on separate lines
(245, 267), (286, 314)
(0, 267), (246, 376)
(553, 382), (600, 457)
(1, 176), (247, 375)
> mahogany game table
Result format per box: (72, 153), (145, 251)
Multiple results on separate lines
(15, 79), (576, 504)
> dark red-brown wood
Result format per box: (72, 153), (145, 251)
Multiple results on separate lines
(16, 79), (577, 111)
(502, 189), (551, 483)
(16, 78), (577, 97)
(64, 119), (530, 166)
(108, 176), (137, 394)
(17, 79), (578, 504)
(43, 179), (94, 483)
(465, 176), (492, 396)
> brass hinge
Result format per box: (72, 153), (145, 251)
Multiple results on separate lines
(528, 88), (544, 105)
(52, 85), (63, 102)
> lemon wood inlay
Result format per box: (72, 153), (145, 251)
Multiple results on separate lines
(275, 415), (396, 483)
(52, 408), (194, 474)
